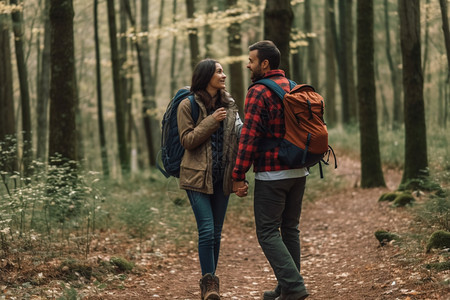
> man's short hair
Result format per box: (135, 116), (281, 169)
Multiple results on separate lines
(249, 40), (280, 70)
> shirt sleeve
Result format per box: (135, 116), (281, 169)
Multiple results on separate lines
(232, 87), (265, 181)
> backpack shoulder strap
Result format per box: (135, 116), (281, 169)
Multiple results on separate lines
(188, 94), (200, 123)
(252, 78), (296, 100)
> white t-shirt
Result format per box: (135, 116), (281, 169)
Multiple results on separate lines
(255, 168), (309, 181)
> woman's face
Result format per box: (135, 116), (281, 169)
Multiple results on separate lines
(207, 63), (227, 91)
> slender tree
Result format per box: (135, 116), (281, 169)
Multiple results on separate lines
(36, 0), (51, 163)
(398, 0), (428, 184)
(170, 0), (178, 95)
(10, 0), (32, 176)
(439, 0), (450, 128)
(324, 0), (337, 126)
(186, 0), (200, 70)
(384, 0), (402, 129)
(304, 0), (318, 88)
(48, 0), (77, 164)
(264, 0), (293, 77)
(94, 0), (109, 177)
(357, 0), (385, 188)
(0, 14), (17, 174)
(226, 0), (245, 114)
(106, 0), (129, 174)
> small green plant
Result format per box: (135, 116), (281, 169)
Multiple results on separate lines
(57, 283), (79, 300)
(425, 261), (450, 272)
(378, 192), (399, 202)
(374, 230), (400, 246)
(392, 193), (415, 207)
(110, 257), (134, 272)
(426, 230), (450, 253)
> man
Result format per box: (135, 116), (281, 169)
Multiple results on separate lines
(232, 41), (309, 300)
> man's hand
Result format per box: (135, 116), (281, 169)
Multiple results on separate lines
(233, 180), (249, 197)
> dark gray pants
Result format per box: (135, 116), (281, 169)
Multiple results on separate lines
(254, 177), (307, 294)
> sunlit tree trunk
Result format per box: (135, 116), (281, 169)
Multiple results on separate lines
(304, 0), (318, 88)
(357, 0), (385, 188)
(0, 14), (17, 173)
(324, 0), (337, 126)
(291, 2), (304, 83)
(384, 0), (402, 129)
(10, 0), (32, 176)
(186, 0), (200, 70)
(344, 0), (357, 123)
(264, 0), (293, 77)
(398, 0), (428, 184)
(48, 0), (78, 164)
(226, 0), (245, 115)
(94, 0), (109, 177)
(170, 0), (178, 95)
(439, 0), (450, 128)
(106, 0), (129, 174)
(36, 0), (51, 163)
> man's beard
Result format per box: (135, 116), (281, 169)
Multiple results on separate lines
(250, 66), (264, 82)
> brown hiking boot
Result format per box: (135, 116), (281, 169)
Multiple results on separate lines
(199, 273), (220, 299)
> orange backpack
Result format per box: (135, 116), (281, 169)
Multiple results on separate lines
(254, 79), (336, 175)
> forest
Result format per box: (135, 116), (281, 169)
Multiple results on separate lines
(0, 0), (449, 299)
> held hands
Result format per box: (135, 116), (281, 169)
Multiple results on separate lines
(212, 107), (227, 122)
(233, 180), (249, 197)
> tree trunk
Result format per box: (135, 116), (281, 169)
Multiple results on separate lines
(170, 0), (178, 95)
(226, 0), (245, 115)
(291, 3), (304, 83)
(338, 0), (349, 124)
(357, 0), (385, 188)
(344, 0), (357, 123)
(0, 14), (17, 173)
(304, 0), (318, 88)
(398, 0), (428, 184)
(324, 0), (337, 126)
(94, 0), (110, 177)
(439, 0), (450, 83)
(106, 0), (129, 174)
(185, 0), (200, 70)
(36, 0), (51, 163)
(10, 0), (32, 176)
(48, 0), (78, 163)
(384, 0), (402, 129)
(439, 0), (450, 128)
(264, 0), (293, 77)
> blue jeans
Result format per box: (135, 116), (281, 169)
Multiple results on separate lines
(186, 180), (229, 275)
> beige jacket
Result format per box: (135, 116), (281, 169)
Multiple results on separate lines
(177, 90), (242, 195)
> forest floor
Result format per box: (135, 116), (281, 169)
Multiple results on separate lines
(2, 156), (450, 299)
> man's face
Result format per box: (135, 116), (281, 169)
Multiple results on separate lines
(247, 50), (264, 81)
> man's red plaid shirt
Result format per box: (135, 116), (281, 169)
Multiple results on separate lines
(232, 69), (292, 181)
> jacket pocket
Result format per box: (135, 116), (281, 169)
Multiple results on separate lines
(180, 166), (205, 189)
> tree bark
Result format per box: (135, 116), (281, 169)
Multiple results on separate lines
(398, 0), (428, 184)
(264, 0), (293, 77)
(305, 0), (318, 88)
(106, 0), (129, 174)
(48, 0), (78, 163)
(439, 0), (450, 128)
(226, 0), (245, 116)
(94, 0), (109, 177)
(0, 14), (17, 173)
(357, 0), (385, 188)
(36, 0), (51, 163)
(10, 0), (32, 176)
(384, 0), (402, 129)
(185, 0), (200, 70)
(324, 0), (337, 126)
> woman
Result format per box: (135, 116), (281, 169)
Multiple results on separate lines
(177, 59), (243, 299)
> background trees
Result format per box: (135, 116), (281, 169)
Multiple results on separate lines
(0, 0), (448, 186)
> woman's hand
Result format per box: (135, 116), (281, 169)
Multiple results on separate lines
(212, 107), (227, 122)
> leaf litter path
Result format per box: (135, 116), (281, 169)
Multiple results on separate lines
(92, 157), (449, 300)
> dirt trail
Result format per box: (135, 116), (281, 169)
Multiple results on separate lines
(90, 157), (449, 300)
